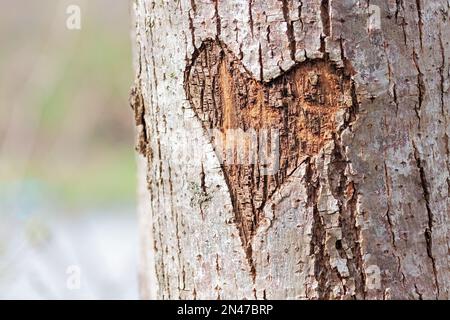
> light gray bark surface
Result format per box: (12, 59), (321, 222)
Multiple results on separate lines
(131, 0), (450, 299)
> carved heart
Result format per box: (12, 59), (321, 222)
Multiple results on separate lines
(185, 40), (354, 257)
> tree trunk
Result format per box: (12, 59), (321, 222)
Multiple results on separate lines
(131, 0), (450, 299)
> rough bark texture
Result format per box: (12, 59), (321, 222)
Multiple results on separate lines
(131, 0), (450, 299)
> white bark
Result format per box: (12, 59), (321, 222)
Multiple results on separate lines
(131, 0), (450, 299)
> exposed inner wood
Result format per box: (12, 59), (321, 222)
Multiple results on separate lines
(185, 40), (354, 264)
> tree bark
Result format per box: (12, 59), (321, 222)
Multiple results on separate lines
(131, 0), (450, 299)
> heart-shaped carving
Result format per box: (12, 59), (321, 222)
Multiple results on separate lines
(185, 40), (354, 259)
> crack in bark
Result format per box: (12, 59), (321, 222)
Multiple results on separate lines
(412, 48), (425, 129)
(330, 143), (364, 299)
(348, 181), (366, 299)
(130, 84), (148, 155)
(383, 41), (400, 117)
(258, 42), (264, 81)
(415, 0), (424, 50)
(439, 32), (446, 118)
(306, 160), (331, 299)
(281, 0), (297, 62)
(383, 161), (397, 250)
(394, 0), (408, 46)
(320, 0), (330, 37)
(248, 0), (254, 38)
(213, 0), (221, 36)
(188, 10), (196, 49)
(412, 142), (440, 298)
(414, 284), (424, 300)
(298, 1), (304, 30)
(320, 0), (330, 54)
(326, 82), (365, 298)
(190, 0), (197, 15)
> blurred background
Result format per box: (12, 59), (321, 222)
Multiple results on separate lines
(0, 1), (138, 299)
